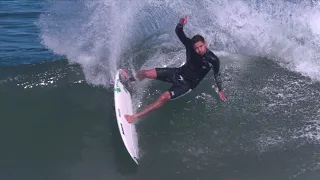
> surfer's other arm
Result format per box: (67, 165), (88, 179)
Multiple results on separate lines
(208, 54), (227, 101)
(211, 57), (222, 92)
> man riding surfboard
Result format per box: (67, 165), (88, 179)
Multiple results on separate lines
(124, 16), (227, 123)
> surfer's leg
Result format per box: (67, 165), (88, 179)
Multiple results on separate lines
(125, 91), (171, 123)
(125, 83), (192, 123)
(154, 68), (176, 83)
(135, 68), (177, 82)
(135, 68), (157, 80)
(168, 84), (192, 100)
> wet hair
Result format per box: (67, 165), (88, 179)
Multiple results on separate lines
(191, 34), (205, 44)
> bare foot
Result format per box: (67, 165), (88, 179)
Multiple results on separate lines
(119, 69), (130, 81)
(125, 115), (135, 123)
(135, 71), (145, 81)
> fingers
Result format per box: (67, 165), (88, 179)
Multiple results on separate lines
(219, 92), (227, 101)
(183, 15), (188, 24)
(179, 15), (188, 24)
(179, 18), (185, 25)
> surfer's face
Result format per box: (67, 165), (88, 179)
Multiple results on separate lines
(193, 41), (207, 56)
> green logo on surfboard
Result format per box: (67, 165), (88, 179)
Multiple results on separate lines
(115, 87), (121, 93)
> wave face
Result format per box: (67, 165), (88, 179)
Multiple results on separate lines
(37, 0), (320, 87)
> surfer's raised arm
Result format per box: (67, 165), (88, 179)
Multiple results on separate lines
(175, 16), (190, 47)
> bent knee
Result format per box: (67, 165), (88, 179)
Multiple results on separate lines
(160, 91), (171, 101)
(144, 68), (157, 79)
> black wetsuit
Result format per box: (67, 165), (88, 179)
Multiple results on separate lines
(155, 23), (223, 99)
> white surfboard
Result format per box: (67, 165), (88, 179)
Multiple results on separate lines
(114, 70), (139, 164)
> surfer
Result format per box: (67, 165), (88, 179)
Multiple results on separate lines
(124, 16), (227, 123)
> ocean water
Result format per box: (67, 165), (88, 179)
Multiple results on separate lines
(1, 0), (320, 179)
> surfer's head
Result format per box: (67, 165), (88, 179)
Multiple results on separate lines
(192, 35), (207, 56)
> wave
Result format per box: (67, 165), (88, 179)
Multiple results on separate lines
(37, 0), (320, 87)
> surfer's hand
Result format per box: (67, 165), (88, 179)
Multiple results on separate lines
(179, 15), (188, 25)
(219, 91), (227, 101)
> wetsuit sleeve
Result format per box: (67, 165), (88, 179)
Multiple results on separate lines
(175, 23), (190, 47)
(209, 55), (223, 92)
